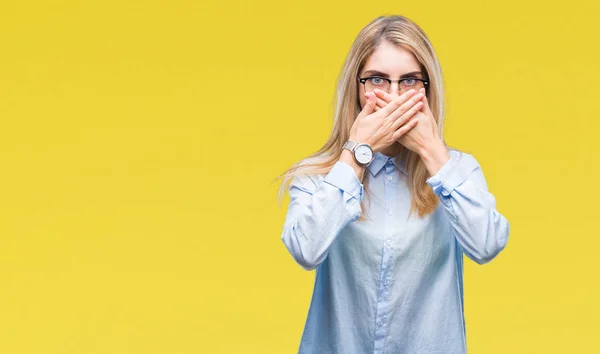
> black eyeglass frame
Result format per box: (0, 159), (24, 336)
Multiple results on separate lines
(357, 76), (429, 91)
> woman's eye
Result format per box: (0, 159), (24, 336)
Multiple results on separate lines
(369, 77), (385, 85)
(402, 78), (417, 86)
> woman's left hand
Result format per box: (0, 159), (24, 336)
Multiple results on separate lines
(373, 87), (451, 176)
(373, 88), (441, 156)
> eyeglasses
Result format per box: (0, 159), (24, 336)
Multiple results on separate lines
(358, 76), (429, 93)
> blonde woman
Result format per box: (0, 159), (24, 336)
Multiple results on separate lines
(278, 15), (510, 354)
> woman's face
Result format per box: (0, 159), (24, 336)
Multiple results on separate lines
(358, 41), (426, 110)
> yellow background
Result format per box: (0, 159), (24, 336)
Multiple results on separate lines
(1, 0), (599, 353)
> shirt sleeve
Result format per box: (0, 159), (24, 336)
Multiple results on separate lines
(426, 151), (510, 264)
(281, 161), (363, 270)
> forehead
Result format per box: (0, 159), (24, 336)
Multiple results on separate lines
(361, 41), (421, 75)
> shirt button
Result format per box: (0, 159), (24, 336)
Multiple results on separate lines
(384, 279), (389, 286)
(385, 239), (392, 246)
(386, 175), (393, 181)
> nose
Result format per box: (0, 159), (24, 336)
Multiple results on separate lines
(388, 82), (401, 98)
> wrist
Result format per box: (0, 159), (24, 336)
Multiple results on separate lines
(348, 135), (372, 147)
(418, 138), (445, 159)
(419, 140), (450, 177)
(340, 149), (366, 182)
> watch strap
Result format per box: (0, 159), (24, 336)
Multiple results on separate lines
(343, 141), (358, 151)
(343, 140), (373, 166)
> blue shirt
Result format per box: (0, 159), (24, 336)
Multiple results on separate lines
(281, 149), (510, 354)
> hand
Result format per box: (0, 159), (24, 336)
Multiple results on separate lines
(373, 88), (442, 155)
(349, 89), (424, 153)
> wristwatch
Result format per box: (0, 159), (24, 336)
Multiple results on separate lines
(343, 141), (374, 166)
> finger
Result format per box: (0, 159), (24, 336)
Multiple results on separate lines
(392, 117), (419, 140)
(374, 95), (388, 113)
(377, 89), (418, 117)
(390, 101), (423, 131)
(419, 89), (438, 133)
(373, 89), (394, 104)
(419, 88), (432, 114)
(358, 92), (377, 119)
(384, 92), (425, 124)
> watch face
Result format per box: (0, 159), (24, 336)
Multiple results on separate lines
(354, 144), (373, 164)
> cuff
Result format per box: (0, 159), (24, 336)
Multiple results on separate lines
(323, 161), (364, 202)
(426, 155), (469, 197)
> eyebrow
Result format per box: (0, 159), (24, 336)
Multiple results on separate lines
(361, 70), (425, 78)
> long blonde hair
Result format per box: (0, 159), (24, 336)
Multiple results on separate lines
(277, 15), (448, 219)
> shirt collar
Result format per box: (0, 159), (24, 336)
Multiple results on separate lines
(367, 151), (407, 177)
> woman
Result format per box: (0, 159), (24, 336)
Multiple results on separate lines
(278, 15), (509, 354)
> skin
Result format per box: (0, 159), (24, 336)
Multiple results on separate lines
(340, 40), (450, 181)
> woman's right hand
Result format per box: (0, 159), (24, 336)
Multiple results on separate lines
(349, 89), (424, 153)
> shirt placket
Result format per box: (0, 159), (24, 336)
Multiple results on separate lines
(374, 158), (397, 353)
